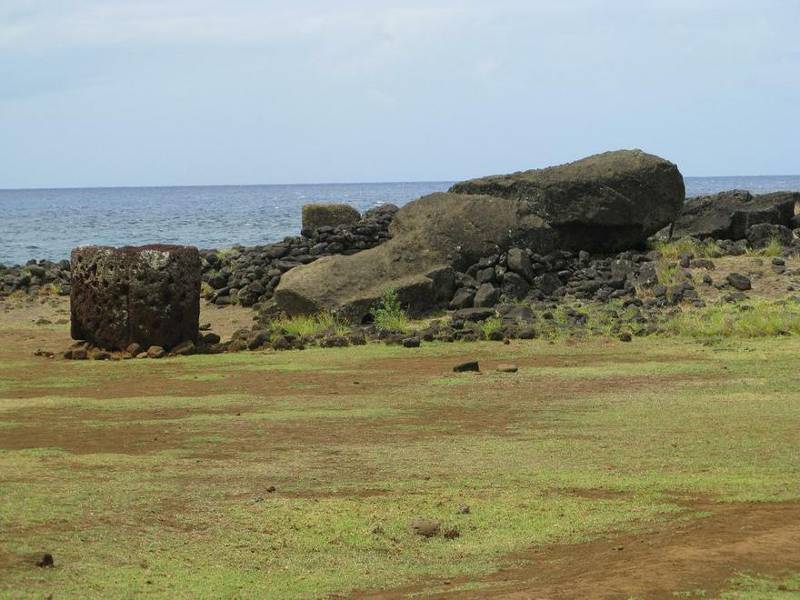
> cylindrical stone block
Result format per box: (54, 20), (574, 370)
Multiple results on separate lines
(70, 245), (201, 351)
(301, 203), (360, 233)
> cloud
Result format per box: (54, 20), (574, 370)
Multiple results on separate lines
(0, 0), (475, 51)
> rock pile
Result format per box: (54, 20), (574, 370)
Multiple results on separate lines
(202, 204), (397, 307)
(672, 190), (800, 244)
(0, 260), (71, 297)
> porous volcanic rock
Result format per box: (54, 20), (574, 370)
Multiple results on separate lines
(449, 149), (685, 252)
(673, 190), (799, 240)
(274, 150), (684, 318)
(70, 245), (201, 350)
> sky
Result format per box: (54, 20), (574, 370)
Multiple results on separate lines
(1, 0), (799, 188)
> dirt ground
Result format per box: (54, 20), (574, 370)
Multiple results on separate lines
(354, 500), (800, 599)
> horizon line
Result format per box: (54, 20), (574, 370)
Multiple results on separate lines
(2, 173), (800, 193)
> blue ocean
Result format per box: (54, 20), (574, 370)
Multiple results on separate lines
(1, 176), (799, 265)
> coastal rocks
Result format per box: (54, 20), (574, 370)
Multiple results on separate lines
(450, 149), (685, 252)
(746, 223), (794, 248)
(673, 190), (799, 240)
(0, 259), (71, 298)
(275, 151), (684, 319)
(70, 245), (201, 351)
(301, 203), (361, 233)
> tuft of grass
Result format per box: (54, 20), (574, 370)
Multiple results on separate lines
(656, 262), (682, 287)
(651, 238), (723, 260)
(478, 316), (503, 338)
(369, 289), (410, 332)
(270, 312), (351, 338)
(667, 299), (800, 339)
(746, 237), (784, 258)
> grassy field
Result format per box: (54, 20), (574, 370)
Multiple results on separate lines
(2, 318), (800, 599)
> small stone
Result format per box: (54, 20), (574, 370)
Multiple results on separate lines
(199, 322), (212, 331)
(443, 527), (460, 540)
(453, 360), (480, 373)
(410, 518), (440, 538)
(618, 332), (632, 342)
(402, 337), (421, 348)
(203, 332), (221, 344)
(496, 364), (518, 373)
(456, 504), (470, 514)
(172, 340), (196, 356)
(271, 335), (292, 351)
(89, 348), (111, 360)
(126, 342), (142, 356)
(35, 553), (54, 568)
(727, 272), (752, 291)
(146, 346), (166, 359)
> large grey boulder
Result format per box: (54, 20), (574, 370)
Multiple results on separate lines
(673, 190), (799, 240)
(275, 150), (684, 319)
(71, 245), (200, 350)
(450, 149), (685, 252)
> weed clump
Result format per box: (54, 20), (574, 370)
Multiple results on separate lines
(370, 289), (410, 332)
(650, 238), (723, 260)
(270, 312), (350, 338)
(746, 237), (784, 258)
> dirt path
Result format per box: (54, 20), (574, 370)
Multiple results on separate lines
(354, 500), (800, 599)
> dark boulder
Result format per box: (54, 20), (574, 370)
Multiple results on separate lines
(452, 307), (496, 322)
(474, 283), (500, 308)
(746, 223), (793, 248)
(450, 149), (684, 252)
(727, 272), (752, 291)
(448, 287), (476, 310)
(673, 190), (799, 240)
(70, 245), (200, 351)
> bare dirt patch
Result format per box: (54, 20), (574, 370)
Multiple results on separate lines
(354, 500), (800, 599)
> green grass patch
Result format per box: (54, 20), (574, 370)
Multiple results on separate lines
(651, 237), (724, 260)
(745, 237), (785, 258)
(1, 337), (799, 598)
(667, 299), (800, 339)
(269, 311), (351, 338)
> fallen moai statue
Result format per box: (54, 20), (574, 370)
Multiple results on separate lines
(70, 244), (201, 350)
(274, 149), (685, 320)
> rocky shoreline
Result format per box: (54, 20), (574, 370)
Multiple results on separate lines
(4, 150), (800, 361)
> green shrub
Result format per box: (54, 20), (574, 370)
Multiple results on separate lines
(667, 299), (800, 338)
(369, 289), (410, 332)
